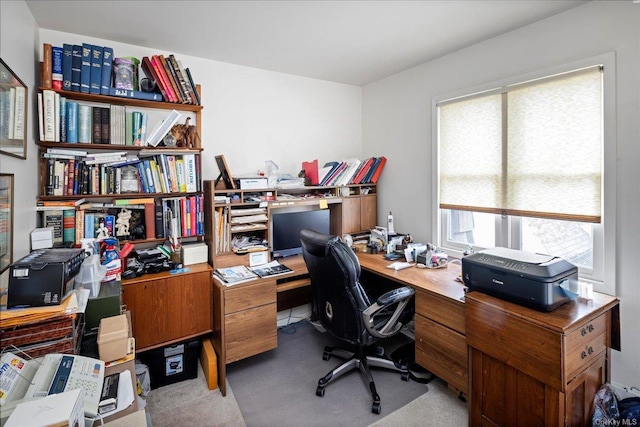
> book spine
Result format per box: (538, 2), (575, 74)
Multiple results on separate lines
(62, 209), (76, 243)
(71, 45), (82, 92)
(42, 43), (53, 89)
(101, 107), (110, 144)
(66, 101), (78, 143)
(62, 44), (73, 91)
(154, 199), (164, 238)
(75, 209), (85, 244)
(100, 46), (114, 95)
(175, 159), (186, 192)
(108, 87), (163, 102)
(125, 111), (133, 146)
(184, 154), (197, 192)
(184, 69), (201, 106)
(168, 55), (191, 104)
(158, 55), (183, 103)
(42, 210), (64, 243)
(92, 107), (102, 144)
(90, 45), (103, 94)
(189, 196), (197, 237)
(141, 56), (169, 102)
(80, 43), (92, 93)
(66, 158), (75, 195)
(78, 104), (92, 143)
(144, 203), (155, 240)
(132, 111), (142, 146)
(54, 93), (60, 142)
(52, 46), (64, 90)
(42, 90), (56, 142)
(151, 55), (177, 103)
(59, 97), (66, 143)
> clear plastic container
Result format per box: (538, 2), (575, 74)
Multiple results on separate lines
(77, 254), (107, 297)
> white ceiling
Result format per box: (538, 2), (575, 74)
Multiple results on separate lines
(25, 0), (588, 86)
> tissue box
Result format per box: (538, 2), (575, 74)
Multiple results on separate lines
(98, 314), (129, 362)
(181, 242), (208, 266)
(31, 227), (54, 250)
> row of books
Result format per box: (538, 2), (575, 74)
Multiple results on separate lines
(42, 149), (200, 196)
(318, 156), (387, 187)
(39, 195), (204, 245)
(42, 43), (199, 104)
(0, 86), (26, 141)
(38, 89), (181, 146)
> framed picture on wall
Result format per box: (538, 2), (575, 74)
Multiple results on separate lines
(0, 173), (14, 273)
(0, 59), (28, 159)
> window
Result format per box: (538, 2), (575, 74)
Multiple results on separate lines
(433, 54), (616, 294)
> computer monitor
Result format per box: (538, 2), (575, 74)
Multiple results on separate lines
(271, 208), (330, 258)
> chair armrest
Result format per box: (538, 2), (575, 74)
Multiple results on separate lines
(362, 286), (415, 339)
(376, 287), (415, 306)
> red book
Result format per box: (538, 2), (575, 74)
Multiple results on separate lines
(158, 54), (184, 103)
(151, 55), (177, 103)
(302, 159), (319, 185)
(352, 157), (373, 184)
(370, 156), (387, 184)
(180, 198), (188, 236)
(189, 196), (197, 237)
(144, 202), (155, 240)
(141, 56), (169, 102)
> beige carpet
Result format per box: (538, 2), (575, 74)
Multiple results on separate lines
(144, 364), (467, 427)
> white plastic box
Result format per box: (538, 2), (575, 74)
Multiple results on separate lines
(77, 254), (107, 297)
(30, 227), (54, 250)
(97, 314), (129, 362)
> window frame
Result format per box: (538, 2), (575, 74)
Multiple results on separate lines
(431, 53), (616, 295)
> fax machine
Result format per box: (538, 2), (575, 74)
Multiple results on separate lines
(462, 247), (578, 312)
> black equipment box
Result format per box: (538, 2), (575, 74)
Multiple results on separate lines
(7, 248), (85, 308)
(462, 247), (578, 312)
(138, 339), (200, 389)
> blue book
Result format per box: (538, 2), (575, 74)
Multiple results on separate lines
(62, 44), (73, 91)
(108, 87), (163, 102)
(71, 45), (82, 92)
(84, 213), (94, 239)
(90, 45), (103, 94)
(66, 101), (78, 143)
(80, 43), (92, 93)
(52, 46), (63, 90)
(59, 97), (67, 142)
(142, 160), (156, 193)
(100, 46), (114, 95)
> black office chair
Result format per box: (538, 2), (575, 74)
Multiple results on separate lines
(300, 228), (416, 414)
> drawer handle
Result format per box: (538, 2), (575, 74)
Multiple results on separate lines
(588, 324), (594, 333)
(588, 346), (594, 355)
(581, 351), (587, 359)
(581, 328), (587, 336)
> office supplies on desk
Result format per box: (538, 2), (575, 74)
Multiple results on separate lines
(386, 261), (414, 271)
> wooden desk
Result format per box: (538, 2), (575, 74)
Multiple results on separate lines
(357, 253), (468, 395)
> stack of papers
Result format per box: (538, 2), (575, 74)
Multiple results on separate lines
(214, 265), (258, 285)
(249, 261), (293, 278)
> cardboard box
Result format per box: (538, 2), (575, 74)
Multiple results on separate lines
(181, 242), (208, 266)
(98, 314), (129, 362)
(235, 177), (268, 189)
(200, 337), (218, 390)
(5, 388), (83, 427)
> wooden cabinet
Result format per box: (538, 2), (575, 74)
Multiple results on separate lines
(466, 291), (619, 427)
(414, 289), (468, 395)
(122, 263), (213, 351)
(339, 192), (377, 235)
(212, 275), (278, 396)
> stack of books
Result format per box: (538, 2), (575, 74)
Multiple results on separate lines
(214, 265), (258, 286)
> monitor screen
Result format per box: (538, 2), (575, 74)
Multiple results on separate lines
(271, 209), (330, 258)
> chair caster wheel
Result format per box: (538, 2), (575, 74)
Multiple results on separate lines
(372, 401), (381, 414)
(316, 386), (325, 397)
(401, 372), (410, 381)
(322, 351), (331, 361)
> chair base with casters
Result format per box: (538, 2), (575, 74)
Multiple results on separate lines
(315, 344), (411, 414)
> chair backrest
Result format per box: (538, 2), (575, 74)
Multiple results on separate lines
(300, 229), (371, 345)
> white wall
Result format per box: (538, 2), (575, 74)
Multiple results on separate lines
(363, 1), (640, 390)
(0, 0), (39, 287)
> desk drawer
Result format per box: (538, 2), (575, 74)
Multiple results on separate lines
(225, 280), (276, 314)
(415, 290), (465, 334)
(564, 313), (607, 382)
(225, 303), (277, 363)
(415, 314), (468, 394)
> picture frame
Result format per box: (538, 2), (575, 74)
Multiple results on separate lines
(214, 155), (236, 190)
(0, 173), (14, 273)
(0, 59), (28, 159)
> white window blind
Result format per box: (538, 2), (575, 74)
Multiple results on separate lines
(438, 66), (603, 223)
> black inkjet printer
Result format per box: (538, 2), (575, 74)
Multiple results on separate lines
(461, 247), (579, 312)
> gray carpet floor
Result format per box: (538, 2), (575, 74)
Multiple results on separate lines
(144, 320), (468, 426)
(226, 320), (436, 426)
